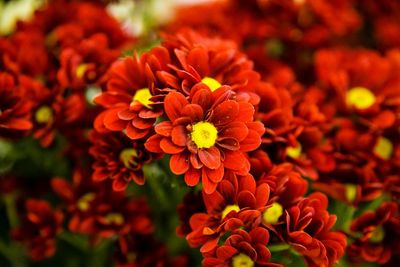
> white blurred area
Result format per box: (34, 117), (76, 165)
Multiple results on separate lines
(0, 0), (217, 36)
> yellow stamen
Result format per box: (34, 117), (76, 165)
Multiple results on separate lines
(35, 106), (53, 124)
(104, 213), (124, 225)
(232, 253), (254, 267)
(76, 64), (88, 79)
(262, 202), (283, 225)
(221, 204), (240, 220)
(120, 148), (138, 168)
(373, 137), (393, 160)
(286, 143), (302, 158)
(346, 87), (376, 110)
(345, 184), (357, 203)
(77, 193), (96, 211)
(370, 226), (385, 243)
(191, 121), (218, 149)
(133, 88), (153, 109)
(201, 77), (221, 92)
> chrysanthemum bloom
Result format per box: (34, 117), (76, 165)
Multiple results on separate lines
(186, 172), (270, 252)
(347, 202), (400, 264)
(28, 84), (85, 147)
(315, 48), (400, 131)
(157, 29), (261, 105)
(94, 47), (168, 139)
(52, 173), (153, 241)
(57, 33), (120, 91)
(145, 86), (264, 193)
(0, 72), (32, 138)
(11, 199), (63, 261)
(278, 193), (346, 267)
(89, 130), (157, 191)
(115, 234), (188, 267)
(202, 227), (282, 267)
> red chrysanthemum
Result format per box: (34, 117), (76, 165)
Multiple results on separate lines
(94, 47), (169, 139)
(89, 130), (157, 191)
(202, 227), (282, 267)
(145, 86), (264, 193)
(11, 199), (63, 261)
(186, 172), (270, 253)
(0, 72), (32, 138)
(347, 202), (400, 264)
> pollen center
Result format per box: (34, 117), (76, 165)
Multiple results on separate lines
(370, 226), (385, 243)
(286, 142), (302, 158)
(373, 137), (393, 160)
(35, 106), (53, 123)
(77, 193), (96, 211)
(232, 253), (254, 267)
(346, 87), (376, 110)
(104, 213), (124, 225)
(76, 63), (88, 79)
(345, 184), (357, 203)
(191, 121), (218, 149)
(133, 88), (153, 109)
(221, 204), (240, 220)
(262, 202), (283, 225)
(201, 77), (221, 92)
(120, 148), (138, 168)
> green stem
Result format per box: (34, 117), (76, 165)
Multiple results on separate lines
(4, 193), (19, 227)
(0, 240), (28, 267)
(268, 243), (291, 252)
(143, 164), (169, 210)
(57, 232), (89, 251)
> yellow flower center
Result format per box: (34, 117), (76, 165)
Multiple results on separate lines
(201, 77), (221, 92)
(370, 226), (385, 243)
(286, 143), (302, 158)
(35, 106), (53, 123)
(345, 184), (357, 203)
(77, 193), (96, 211)
(232, 253), (254, 267)
(221, 204), (240, 220)
(346, 87), (376, 110)
(76, 63), (88, 79)
(262, 202), (283, 225)
(104, 213), (124, 225)
(133, 88), (153, 109)
(120, 148), (138, 168)
(373, 137), (393, 160)
(191, 121), (218, 149)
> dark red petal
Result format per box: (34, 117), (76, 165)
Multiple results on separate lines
(237, 190), (257, 209)
(164, 91), (188, 121)
(250, 227), (270, 245)
(216, 245), (238, 261)
(198, 147), (221, 169)
(170, 153), (189, 175)
(181, 104), (204, 122)
(217, 137), (240, 151)
(112, 178), (128, 191)
(211, 100), (239, 126)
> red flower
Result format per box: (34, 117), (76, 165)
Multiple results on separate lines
(94, 47), (168, 139)
(11, 199), (63, 261)
(0, 72), (32, 138)
(89, 130), (157, 191)
(280, 193), (347, 267)
(57, 33), (120, 91)
(348, 202), (400, 264)
(52, 174), (153, 241)
(202, 227), (282, 267)
(186, 172), (270, 253)
(145, 86), (264, 193)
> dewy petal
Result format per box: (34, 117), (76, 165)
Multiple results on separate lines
(236, 101), (255, 122)
(181, 104), (204, 122)
(164, 91), (189, 121)
(170, 153), (189, 175)
(198, 147), (221, 169)
(211, 100), (239, 126)
(219, 121), (248, 142)
(192, 89), (212, 110)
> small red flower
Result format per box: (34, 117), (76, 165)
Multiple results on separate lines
(89, 130), (157, 191)
(11, 199), (63, 261)
(0, 72), (32, 138)
(145, 86), (264, 193)
(202, 227), (282, 267)
(348, 202), (400, 264)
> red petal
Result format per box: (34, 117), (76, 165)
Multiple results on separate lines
(170, 153), (189, 174)
(219, 121), (248, 142)
(224, 151), (250, 174)
(249, 227), (270, 245)
(240, 129), (262, 152)
(126, 121), (148, 139)
(237, 190), (257, 209)
(211, 100), (239, 126)
(154, 121), (172, 137)
(144, 134), (163, 153)
(171, 125), (188, 146)
(198, 147), (221, 169)
(112, 178), (128, 191)
(164, 91), (188, 121)
(205, 164), (224, 183)
(236, 102), (255, 122)
(104, 108), (127, 131)
(184, 168), (200, 186)
(202, 170), (218, 194)
(160, 138), (185, 154)
(5, 119), (32, 130)
(181, 104), (204, 122)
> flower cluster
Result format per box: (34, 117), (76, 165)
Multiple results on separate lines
(1, 0), (400, 267)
